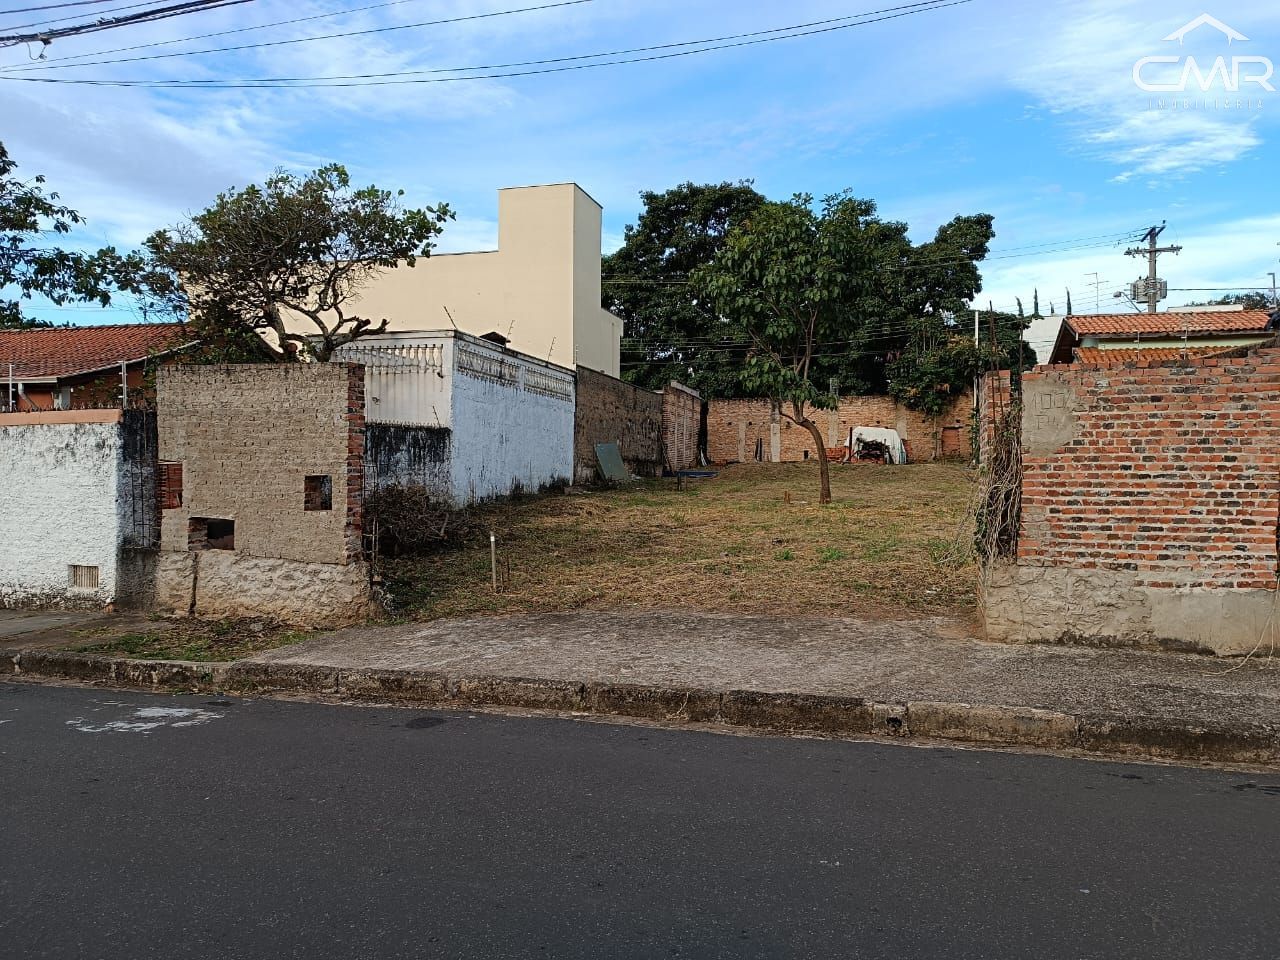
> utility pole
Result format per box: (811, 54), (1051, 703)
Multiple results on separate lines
(1124, 222), (1182, 313)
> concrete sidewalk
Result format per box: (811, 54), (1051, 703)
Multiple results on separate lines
(7, 609), (1280, 764)
(252, 610), (1280, 728)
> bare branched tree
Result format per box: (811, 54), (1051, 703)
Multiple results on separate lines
(139, 164), (452, 360)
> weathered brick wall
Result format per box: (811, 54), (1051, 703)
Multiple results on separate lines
(574, 366), (662, 482)
(707, 392), (971, 464)
(661, 381), (701, 472)
(157, 364), (365, 566)
(983, 346), (1280, 655)
(1018, 350), (1280, 587)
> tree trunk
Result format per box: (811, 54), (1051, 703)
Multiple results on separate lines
(801, 418), (832, 504)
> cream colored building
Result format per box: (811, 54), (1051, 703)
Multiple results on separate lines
(285, 182), (622, 377)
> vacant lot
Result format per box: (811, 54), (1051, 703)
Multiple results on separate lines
(382, 462), (977, 623)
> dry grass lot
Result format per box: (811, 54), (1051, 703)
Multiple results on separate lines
(383, 461), (978, 623)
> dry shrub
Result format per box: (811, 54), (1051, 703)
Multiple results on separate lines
(365, 484), (478, 557)
(974, 402), (1022, 566)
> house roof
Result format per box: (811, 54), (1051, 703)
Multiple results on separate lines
(1073, 346), (1233, 366)
(1067, 309), (1274, 336)
(1048, 309), (1276, 363)
(0, 322), (194, 381)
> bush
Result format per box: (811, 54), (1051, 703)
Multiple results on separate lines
(364, 484), (477, 557)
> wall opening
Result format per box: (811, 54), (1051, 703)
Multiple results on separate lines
(158, 461), (183, 509)
(68, 565), (100, 590)
(189, 517), (235, 551)
(304, 475), (333, 511)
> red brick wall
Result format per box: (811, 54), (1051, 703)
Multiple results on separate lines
(661, 381), (701, 471)
(706, 392), (972, 464)
(1018, 348), (1280, 589)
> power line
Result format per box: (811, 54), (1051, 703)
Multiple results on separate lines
(4, 0), (434, 62)
(0, 0), (252, 47)
(8, 0), (594, 67)
(604, 233), (1144, 289)
(0, 0), (975, 85)
(0, 0), (197, 34)
(605, 231), (1142, 285)
(0, 0), (116, 15)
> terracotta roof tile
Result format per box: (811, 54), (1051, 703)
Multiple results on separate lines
(1073, 346), (1232, 365)
(0, 323), (193, 380)
(1068, 309), (1274, 336)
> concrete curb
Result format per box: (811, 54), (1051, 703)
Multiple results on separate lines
(6, 650), (1278, 766)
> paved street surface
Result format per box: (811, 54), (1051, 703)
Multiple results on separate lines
(2, 683), (1278, 960)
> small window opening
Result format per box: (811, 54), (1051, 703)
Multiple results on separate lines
(158, 461), (183, 509)
(68, 565), (100, 590)
(189, 517), (235, 551)
(304, 475), (333, 511)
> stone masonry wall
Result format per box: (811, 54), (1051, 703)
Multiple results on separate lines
(574, 366), (662, 483)
(706, 392), (972, 464)
(983, 346), (1280, 654)
(154, 364), (371, 625)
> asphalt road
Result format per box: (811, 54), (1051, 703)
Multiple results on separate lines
(2, 683), (1278, 960)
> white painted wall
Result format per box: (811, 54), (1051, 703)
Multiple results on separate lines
(338, 331), (575, 505)
(0, 419), (124, 607)
(449, 337), (575, 504)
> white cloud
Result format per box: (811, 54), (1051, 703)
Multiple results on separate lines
(1006, 0), (1280, 179)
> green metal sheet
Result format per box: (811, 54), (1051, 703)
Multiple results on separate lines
(594, 442), (631, 482)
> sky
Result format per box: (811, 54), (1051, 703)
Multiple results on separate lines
(3, 0), (1280, 359)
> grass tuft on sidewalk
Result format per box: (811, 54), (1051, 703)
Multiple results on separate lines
(72, 618), (313, 662)
(382, 461), (977, 623)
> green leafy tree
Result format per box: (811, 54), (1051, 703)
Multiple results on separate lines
(603, 181), (765, 393)
(0, 140), (136, 329)
(1186, 292), (1275, 311)
(887, 305), (1037, 417)
(696, 193), (908, 504)
(779, 211), (997, 402)
(141, 164), (453, 361)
